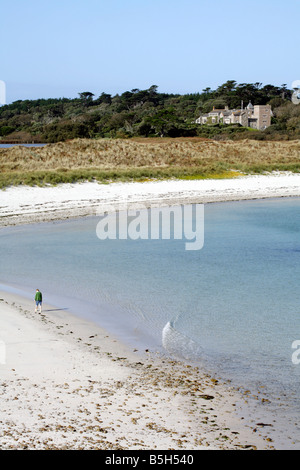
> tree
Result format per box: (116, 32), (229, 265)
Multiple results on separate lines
(216, 80), (237, 95)
(202, 98), (227, 113)
(97, 92), (112, 105)
(78, 92), (95, 107)
(144, 108), (187, 137)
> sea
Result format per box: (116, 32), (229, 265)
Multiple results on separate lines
(0, 197), (299, 448)
(0, 143), (46, 148)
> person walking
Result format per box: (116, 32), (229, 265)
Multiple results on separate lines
(35, 289), (42, 314)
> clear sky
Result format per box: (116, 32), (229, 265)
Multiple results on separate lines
(1, 0), (299, 103)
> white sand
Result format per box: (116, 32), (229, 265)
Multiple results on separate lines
(0, 290), (274, 450)
(1, 173), (299, 450)
(1, 172), (300, 226)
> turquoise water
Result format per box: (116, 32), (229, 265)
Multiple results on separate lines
(0, 197), (300, 447)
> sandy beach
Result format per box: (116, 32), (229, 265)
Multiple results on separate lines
(0, 288), (276, 450)
(1, 172), (300, 227)
(1, 173), (299, 450)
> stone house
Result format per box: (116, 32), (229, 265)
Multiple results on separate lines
(195, 101), (272, 130)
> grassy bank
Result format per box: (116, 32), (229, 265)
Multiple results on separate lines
(0, 138), (299, 188)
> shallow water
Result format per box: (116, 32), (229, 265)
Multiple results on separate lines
(0, 197), (300, 447)
(0, 143), (46, 148)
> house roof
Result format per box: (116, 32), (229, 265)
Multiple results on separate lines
(209, 109), (225, 113)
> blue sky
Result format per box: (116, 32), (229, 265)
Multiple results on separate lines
(1, 0), (299, 103)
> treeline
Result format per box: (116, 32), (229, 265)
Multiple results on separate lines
(0, 81), (299, 142)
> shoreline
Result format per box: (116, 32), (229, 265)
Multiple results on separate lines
(1, 172), (300, 227)
(0, 287), (275, 450)
(1, 174), (299, 449)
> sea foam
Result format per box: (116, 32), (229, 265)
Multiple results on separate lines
(162, 321), (202, 360)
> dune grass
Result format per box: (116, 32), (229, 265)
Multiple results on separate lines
(0, 137), (299, 188)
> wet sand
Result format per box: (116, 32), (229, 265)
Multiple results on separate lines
(0, 289), (274, 450)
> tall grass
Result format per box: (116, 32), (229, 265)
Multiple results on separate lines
(0, 138), (299, 188)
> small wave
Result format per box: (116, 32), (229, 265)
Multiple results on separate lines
(162, 321), (202, 360)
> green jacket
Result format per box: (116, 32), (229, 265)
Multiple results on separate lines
(35, 291), (42, 302)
